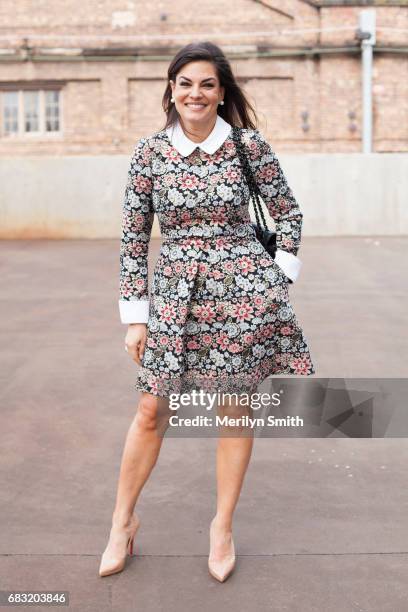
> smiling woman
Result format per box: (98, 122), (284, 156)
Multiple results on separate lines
(169, 63), (225, 141)
(118, 48), (315, 392)
(100, 40), (315, 586)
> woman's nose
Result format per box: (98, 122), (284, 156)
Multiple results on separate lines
(190, 86), (202, 98)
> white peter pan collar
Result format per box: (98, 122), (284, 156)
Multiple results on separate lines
(165, 114), (232, 156)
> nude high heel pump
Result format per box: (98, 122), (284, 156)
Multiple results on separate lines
(208, 520), (236, 583)
(98, 514), (140, 577)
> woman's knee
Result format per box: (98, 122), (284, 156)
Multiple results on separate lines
(135, 393), (168, 431)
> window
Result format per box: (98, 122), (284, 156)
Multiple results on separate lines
(45, 90), (60, 132)
(0, 89), (61, 136)
(24, 91), (39, 132)
(3, 92), (18, 134)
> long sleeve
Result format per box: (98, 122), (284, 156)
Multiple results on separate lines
(118, 137), (155, 324)
(245, 129), (303, 283)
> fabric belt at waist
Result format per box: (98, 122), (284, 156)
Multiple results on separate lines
(161, 223), (257, 244)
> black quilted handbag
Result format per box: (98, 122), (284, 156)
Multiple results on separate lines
(231, 125), (277, 259)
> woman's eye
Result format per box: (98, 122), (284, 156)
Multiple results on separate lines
(179, 83), (214, 88)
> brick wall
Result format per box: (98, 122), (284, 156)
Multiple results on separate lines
(0, 0), (407, 155)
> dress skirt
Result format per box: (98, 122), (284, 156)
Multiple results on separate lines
(134, 223), (315, 397)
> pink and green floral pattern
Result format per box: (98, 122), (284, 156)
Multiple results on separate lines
(119, 127), (315, 396)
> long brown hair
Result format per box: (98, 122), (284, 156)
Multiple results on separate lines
(161, 41), (258, 130)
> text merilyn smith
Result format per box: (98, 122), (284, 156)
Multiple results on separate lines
(169, 415), (304, 428)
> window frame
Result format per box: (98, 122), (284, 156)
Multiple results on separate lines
(0, 88), (63, 138)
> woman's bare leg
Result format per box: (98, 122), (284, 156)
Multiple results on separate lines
(210, 396), (254, 558)
(111, 392), (171, 527)
(99, 392), (171, 574)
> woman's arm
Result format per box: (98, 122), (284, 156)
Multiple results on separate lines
(245, 129), (303, 283)
(118, 137), (155, 324)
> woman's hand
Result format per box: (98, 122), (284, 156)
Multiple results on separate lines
(125, 323), (147, 366)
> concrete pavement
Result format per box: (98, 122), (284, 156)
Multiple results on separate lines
(1, 236), (407, 611)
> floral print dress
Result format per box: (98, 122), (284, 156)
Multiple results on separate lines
(119, 115), (315, 397)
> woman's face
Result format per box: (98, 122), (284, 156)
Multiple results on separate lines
(169, 60), (224, 126)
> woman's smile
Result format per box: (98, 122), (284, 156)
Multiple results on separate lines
(185, 102), (208, 111)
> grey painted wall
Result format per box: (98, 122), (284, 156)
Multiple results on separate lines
(1, 154), (407, 238)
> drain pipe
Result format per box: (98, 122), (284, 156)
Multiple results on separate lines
(357, 9), (376, 154)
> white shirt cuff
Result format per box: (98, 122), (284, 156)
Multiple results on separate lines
(119, 299), (150, 324)
(274, 249), (302, 282)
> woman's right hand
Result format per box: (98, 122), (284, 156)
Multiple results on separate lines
(125, 323), (148, 366)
